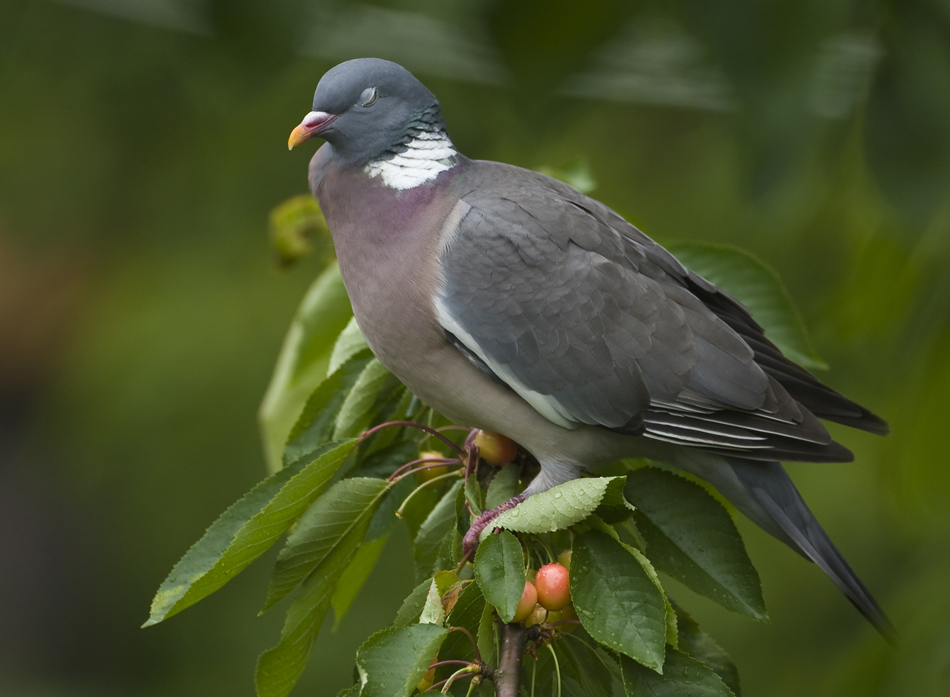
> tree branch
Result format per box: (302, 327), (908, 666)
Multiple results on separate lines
(491, 622), (528, 697)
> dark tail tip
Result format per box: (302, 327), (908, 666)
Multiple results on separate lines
(728, 459), (895, 641)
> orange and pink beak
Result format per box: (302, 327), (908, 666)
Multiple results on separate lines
(288, 111), (339, 150)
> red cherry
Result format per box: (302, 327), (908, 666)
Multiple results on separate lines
(512, 581), (538, 623)
(535, 563), (571, 611)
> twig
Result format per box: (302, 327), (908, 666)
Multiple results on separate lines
(492, 622), (528, 697)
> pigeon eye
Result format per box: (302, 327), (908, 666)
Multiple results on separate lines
(360, 88), (378, 107)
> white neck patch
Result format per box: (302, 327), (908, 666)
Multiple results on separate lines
(365, 131), (457, 190)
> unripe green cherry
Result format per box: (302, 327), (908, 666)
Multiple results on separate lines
(535, 563), (571, 611)
(524, 604), (548, 628)
(417, 450), (449, 481)
(557, 549), (572, 570)
(472, 430), (518, 467)
(511, 581), (538, 623)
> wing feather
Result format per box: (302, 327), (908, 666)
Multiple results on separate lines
(436, 162), (881, 460)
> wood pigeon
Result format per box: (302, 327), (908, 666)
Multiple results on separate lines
(288, 58), (892, 636)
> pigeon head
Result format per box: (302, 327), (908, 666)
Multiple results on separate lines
(288, 58), (446, 165)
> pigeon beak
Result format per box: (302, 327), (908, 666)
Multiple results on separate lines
(288, 111), (339, 150)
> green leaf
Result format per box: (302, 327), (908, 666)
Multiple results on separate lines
(356, 624), (449, 697)
(476, 602), (498, 667)
(667, 242), (827, 370)
(530, 641), (616, 697)
(263, 477), (391, 611)
(620, 648), (735, 697)
(419, 571), (462, 626)
(625, 468), (767, 621)
(259, 264), (353, 471)
(675, 606), (741, 696)
(268, 194), (331, 267)
(328, 317), (368, 375)
(582, 516), (678, 650)
(331, 533), (390, 629)
(474, 530), (526, 623)
(348, 440), (420, 480)
(144, 440), (355, 627)
(627, 544), (679, 650)
(284, 350), (373, 466)
(464, 473), (484, 518)
(483, 476), (630, 540)
(434, 582), (485, 684)
(255, 519), (362, 697)
(333, 359), (400, 440)
(413, 480), (463, 580)
(570, 530), (667, 672)
(560, 638), (621, 697)
(485, 465), (520, 509)
(393, 579), (432, 628)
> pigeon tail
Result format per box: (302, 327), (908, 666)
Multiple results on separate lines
(677, 452), (894, 640)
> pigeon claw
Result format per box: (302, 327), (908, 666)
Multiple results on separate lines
(462, 493), (527, 555)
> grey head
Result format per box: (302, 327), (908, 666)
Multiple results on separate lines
(288, 58), (447, 165)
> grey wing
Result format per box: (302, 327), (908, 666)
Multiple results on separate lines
(437, 164), (863, 462)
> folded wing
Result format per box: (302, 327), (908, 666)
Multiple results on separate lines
(436, 163), (884, 462)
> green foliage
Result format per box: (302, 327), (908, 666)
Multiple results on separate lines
(620, 649), (735, 697)
(263, 477), (391, 611)
(571, 530), (668, 671)
(145, 440), (356, 627)
(146, 207), (836, 696)
(355, 624), (449, 697)
(260, 265), (354, 471)
(473, 530), (526, 623)
(484, 476), (632, 541)
(283, 350), (373, 466)
(675, 606), (741, 696)
(268, 194), (331, 268)
(625, 468), (767, 621)
(413, 480), (464, 580)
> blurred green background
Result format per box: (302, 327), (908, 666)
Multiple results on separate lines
(2, 0), (949, 695)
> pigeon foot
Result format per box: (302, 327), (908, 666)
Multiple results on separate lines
(462, 493), (526, 555)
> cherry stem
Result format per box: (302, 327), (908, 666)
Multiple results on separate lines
(388, 457), (461, 482)
(547, 620), (583, 628)
(429, 660), (474, 669)
(359, 420), (465, 456)
(454, 548), (474, 573)
(545, 643), (562, 697)
(427, 672), (474, 694)
(448, 625), (482, 663)
(442, 666), (477, 694)
(395, 471), (461, 517)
